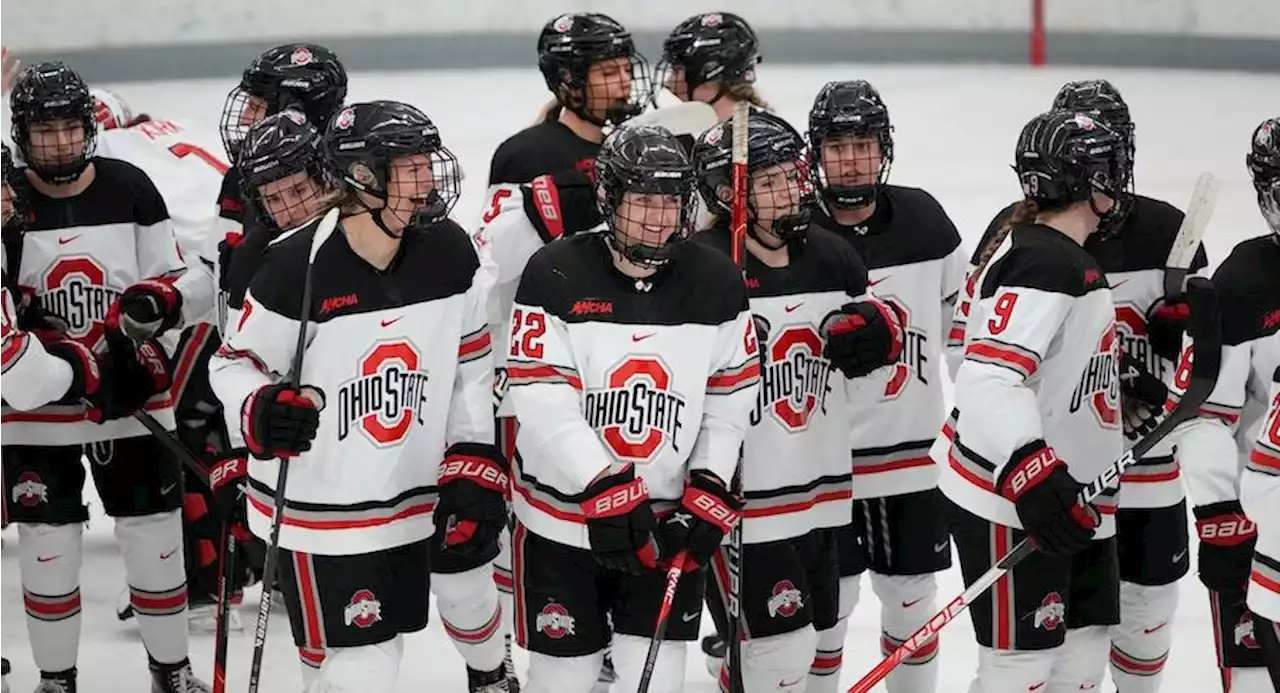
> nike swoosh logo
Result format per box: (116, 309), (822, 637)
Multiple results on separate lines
(902, 597), (925, 608)
(37, 555), (60, 563)
(1172, 550), (1188, 563)
(869, 275), (890, 287)
(1029, 683), (1046, 691)
(1143, 622), (1168, 634)
(160, 549), (178, 560)
(58, 235), (81, 245)
(784, 303), (804, 313)
(779, 677), (804, 688)
(681, 612), (698, 622)
(381, 317), (402, 328)
(1111, 278), (1130, 289)
(934, 541), (949, 553)
(632, 333), (657, 342)
(160, 483), (177, 495)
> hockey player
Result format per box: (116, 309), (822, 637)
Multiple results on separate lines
(505, 122), (759, 693)
(1173, 116), (1280, 693)
(209, 99), (510, 693)
(1, 63), (208, 692)
(948, 81), (1208, 692)
(933, 109), (1129, 693)
(803, 79), (967, 693)
(655, 12), (767, 118)
(1244, 355), (1280, 688)
(691, 108), (906, 692)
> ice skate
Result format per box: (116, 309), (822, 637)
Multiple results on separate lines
(701, 634), (726, 678)
(31, 669), (75, 693)
(467, 665), (511, 693)
(149, 659), (210, 693)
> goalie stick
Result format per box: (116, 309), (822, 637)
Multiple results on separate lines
(848, 275), (1223, 693)
(246, 207), (341, 693)
(1163, 172), (1219, 299)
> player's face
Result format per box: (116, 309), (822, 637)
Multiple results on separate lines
(820, 134), (881, 189)
(257, 171), (327, 229)
(585, 57), (634, 120)
(615, 191), (683, 249)
(384, 153), (436, 227)
(750, 160), (806, 234)
(662, 64), (689, 101)
(26, 119), (86, 168)
(240, 95), (269, 127)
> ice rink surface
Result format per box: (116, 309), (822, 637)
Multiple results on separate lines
(2, 62), (1279, 691)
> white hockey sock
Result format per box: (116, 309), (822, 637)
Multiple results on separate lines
(18, 523), (83, 673)
(1109, 580), (1178, 692)
(735, 628), (816, 692)
(970, 644), (1055, 693)
(872, 572), (940, 693)
(525, 651), (602, 693)
(115, 509), (189, 664)
(309, 636), (402, 693)
(612, 633), (685, 693)
(299, 646), (325, 689)
(1047, 626), (1109, 693)
(434, 562), (505, 672)
(807, 574), (860, 693)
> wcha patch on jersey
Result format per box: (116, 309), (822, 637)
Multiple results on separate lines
(337, 340), (431, 447)
(584, 356), (687, 462)
(1068, 324), (1120, 429)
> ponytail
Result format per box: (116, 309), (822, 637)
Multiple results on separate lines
(973, 199), (1038, 279)
(726, 83), (771, 111)
(534, 97), (563, 126)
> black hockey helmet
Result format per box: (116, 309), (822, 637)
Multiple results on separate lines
(537, 13), (651, 127)
(237, 109), (333, 231)
(1247, 117), (1280, 237)
(220, 43), (348, 161)
(656, 12), (761, 103)
(1013, 110), (1130, 225)
(693, 109), (814, 245)
(594, 123), (698, 268)
(1052, 79), (1134, 233)
(324, 100), (461, 235)
(807, 80), (895, 210)
(9, 62), (97, 184)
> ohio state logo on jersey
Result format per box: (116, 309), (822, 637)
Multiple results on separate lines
(1032, 592), (1065, 630)
(536, 602), (576, 639)
(337, 340), (431, 447)
(584, 356), (687, 462)
(1068, 325), (1120, 428)
(1114, 303), (1165, 378)
(766, 579), (803, 618)
(10, 471), (49, 508)
(343, 589), (382, 628)
(40, 257), (119, 348)
(749, 319), (834, 430)
(878, 296), (930, 400)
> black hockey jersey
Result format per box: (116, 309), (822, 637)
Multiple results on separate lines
(1, 157), (186, 445)
(1172, 235), (1280, 513)
(208, 217), (496, 556)
(506, 233), (760, 549)
(694, 224), (868, 543)
(813, 185), (968, 499)
(952, 195), (1208, 509)
(487, 120), (599, 187)
(933, 223), (1123, 535)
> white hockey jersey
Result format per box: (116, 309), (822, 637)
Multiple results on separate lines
(506, 233), (760, 549)
(954, 196), (1207, 509)
(1, 263), (73, 412)
(694, 224), (875, 543)
(1172, 235), (1280, 514)
(1244, 354), (1280, 620)
(813, 186), (968, 499)
(933, 223), (1124, 536)
(209, 217), (496, 556)
(1, 158), (185, 445)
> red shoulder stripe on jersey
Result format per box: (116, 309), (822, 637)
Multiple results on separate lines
(1249, 447), (1280, 475)
(458, 328), (493, 363)
(964, 338), (1039, 379)
(1, 332), (30, 372)
(707, 360), (761, 395)
(507, 363), (583, 390)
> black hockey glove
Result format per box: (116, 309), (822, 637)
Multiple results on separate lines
(821, 299), (905, 379)
(241, 383), (324, 460)
(96, 328), (172, 420)
(38, 333), (107, 414)
(205, 451), (249, 523)
(1146, 296), (1191, 363)
(523, 169), (601, 241)
(109, 278), (183, 342)
(1119, 352), (1168, 441)
(1194, 501), (1257, 593)
(434, 443), (511, 560)
(580, 464), (659, 574)
(653, 470), (743, 569)
(997, 441), (1099, 556)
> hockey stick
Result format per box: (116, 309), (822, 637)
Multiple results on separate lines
(246, 206), (341, 693)
(636, 552), (690, 693)
(847, 275), (1223, 693)
(723, 99), (750, 693)
(1163, 172), (1219, 298)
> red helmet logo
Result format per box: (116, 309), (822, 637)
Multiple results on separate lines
(290, 47), (314, 66)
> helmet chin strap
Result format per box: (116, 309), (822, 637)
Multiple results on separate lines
(746, 220), (787, 250)
(349, 192), (407, 239)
